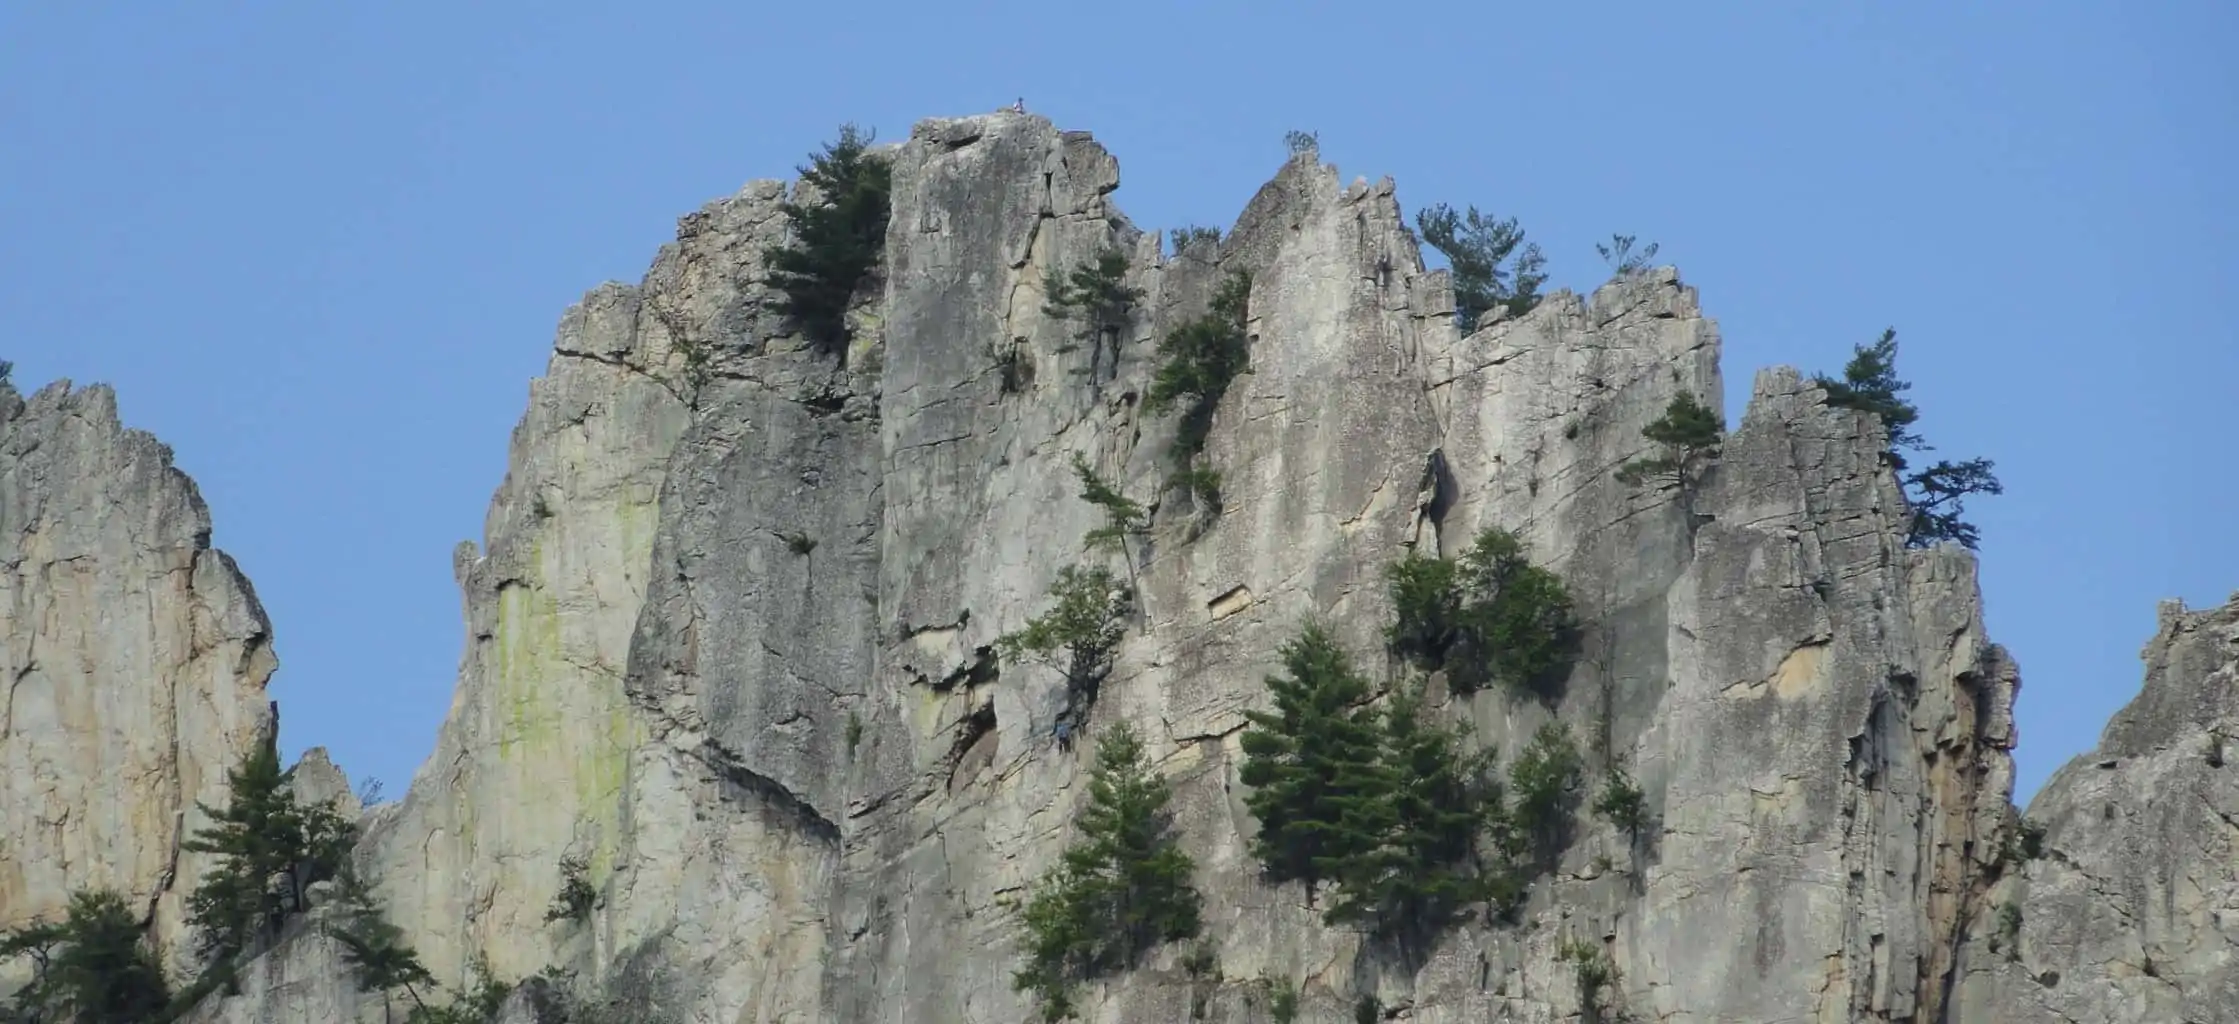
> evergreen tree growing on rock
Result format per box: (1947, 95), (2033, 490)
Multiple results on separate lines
(1615, 392), (1723, 492)
(1816, 328), (2004, 549)
(182, 737), (356, 986)
(1320, 683), (1506, 948)
(0, 888), (169, 1024)
(1386, 528), (1579, 699)
(1144, 270), (1253, 513)
(1014, 723), (1201, 1022)
(1238, 625), (1387, 895)
(1416, 203), (1547, 332)
(764, 123), (894, 361)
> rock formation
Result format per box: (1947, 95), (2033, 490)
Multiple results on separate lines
(3, 111), (2231, 1023)
(0, 381), (277, 982)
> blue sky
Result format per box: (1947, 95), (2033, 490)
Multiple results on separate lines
(3, 2), (2230, 806)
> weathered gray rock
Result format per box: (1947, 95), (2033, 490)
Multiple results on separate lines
(1948, 596), (2239, 1023)
(10, 110), (2228, 1024)
(0, 381), (276, 979)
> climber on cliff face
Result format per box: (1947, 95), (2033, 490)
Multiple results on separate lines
(1053, 717), (1074, 752)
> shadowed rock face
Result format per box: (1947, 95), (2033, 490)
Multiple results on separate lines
(0, 382), (276, 979)
(3, 112), (2223, 1024)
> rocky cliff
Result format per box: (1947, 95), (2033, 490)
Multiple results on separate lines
(3, 112), (2232, 1023)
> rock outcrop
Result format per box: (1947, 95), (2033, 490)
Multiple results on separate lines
(0, 381), (277, 978)
(1949, 596), (2239, 1023)
(3, 111), (2229, 1024)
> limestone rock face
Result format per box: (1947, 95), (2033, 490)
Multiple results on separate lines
(8, 111), (2229, 1024)
(1948, 596), (2239, 1023)
(0, 381), (276, 976)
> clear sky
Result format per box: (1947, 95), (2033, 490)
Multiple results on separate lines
(4, 2), (2231, 806)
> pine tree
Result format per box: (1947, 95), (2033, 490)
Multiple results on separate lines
(1014, 724), (1201, 1021)
(0, 889), (169, 1024)
(1416, 203), (1547, 332)
(182, 739), (355, 978)
(996, 564), (1130, 694)
(1043, 249), (1144, 349)
(1452, 528), (1579, 699)
(1069, 454), (1147, 556)
(1905, 456), (2004, 549)
(1509, 723), (1585, 866)
(764, 124), (894, 360)
(1145, 271), (1253, 510)
(1238, 625), (1386, 893)
(1615, 392), (1722, 489)
(1815, 328), (2003, 549)
(331, 890), (435, 1024)
(1320, 684), (1500, 946)
(1816, 328), (1925, 463)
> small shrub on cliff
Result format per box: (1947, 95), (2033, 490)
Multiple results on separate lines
(1014, 724), (1202, 1021)
(1043, 248), (1143, 350)
(1168, 225), (1222, 256)
(1816, 328), (2004, 550)
(0, 888), (170, 1024)
(1416, 203), (1546, 332)
(997, 565), (1130, 698)
(1615, 392), (1722, 490)
(1145, 270), (1253, 512)
(183, 738), (356, 979)
(546, 855), (597, 925)
(1509, 722), (1585, 866)
(763, 123), (893, 360)
(1591, 762), (1649, 840)
(1384, 528), (1579, 699)
(1595, 234), (1660, 277)
(1558, 939), (1616, 1023)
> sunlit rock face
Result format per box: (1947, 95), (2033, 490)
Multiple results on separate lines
(11, 112), (2226, 1024)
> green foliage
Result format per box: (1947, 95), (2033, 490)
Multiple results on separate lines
(763, 123), (894, 359)
(845, 710), (864, 755)
(1816, 329), (2004, 549)
(1043, 248), (1144, 348)
(1146, 270), (1253, 512)
(1384, 528), (1579, 698)
(332, 894), (435, 1013)
(1615, 392), (1723, 489)
(0, 888), (169, 1024)
(1591, 763), (1649, 838)
(1509, 723), (1584, 865)
(1170, 465), (1223, 514)
(1817, 329), (1924, 457)
(1416, 203), (1547, 332)
(2000, 816), (2047, 870)
(1168, 225), (1222, 256)
(996, 564), (1130, 692)
(1257, 976), (1300, 1024)
(1238, 625), (1385, 891)
(0, 360), (12, 386)
(1070, 454), (1148, 554)
(1242, 628), (1527, 948)
(182, 739), (356, 972)
(545, 855), (597, 925)
(1558, 939), (1615, 1021)
(1596, 234), (1660, 276)
(1013, 724), (1202, 1021)
(1992, 900), (2024, 960)
(1906, 456), (2004, 550)
(1352, 994), (1381, 1024)
(1319, 684), (1504, 945)
(1284, 130), (1319, 155)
